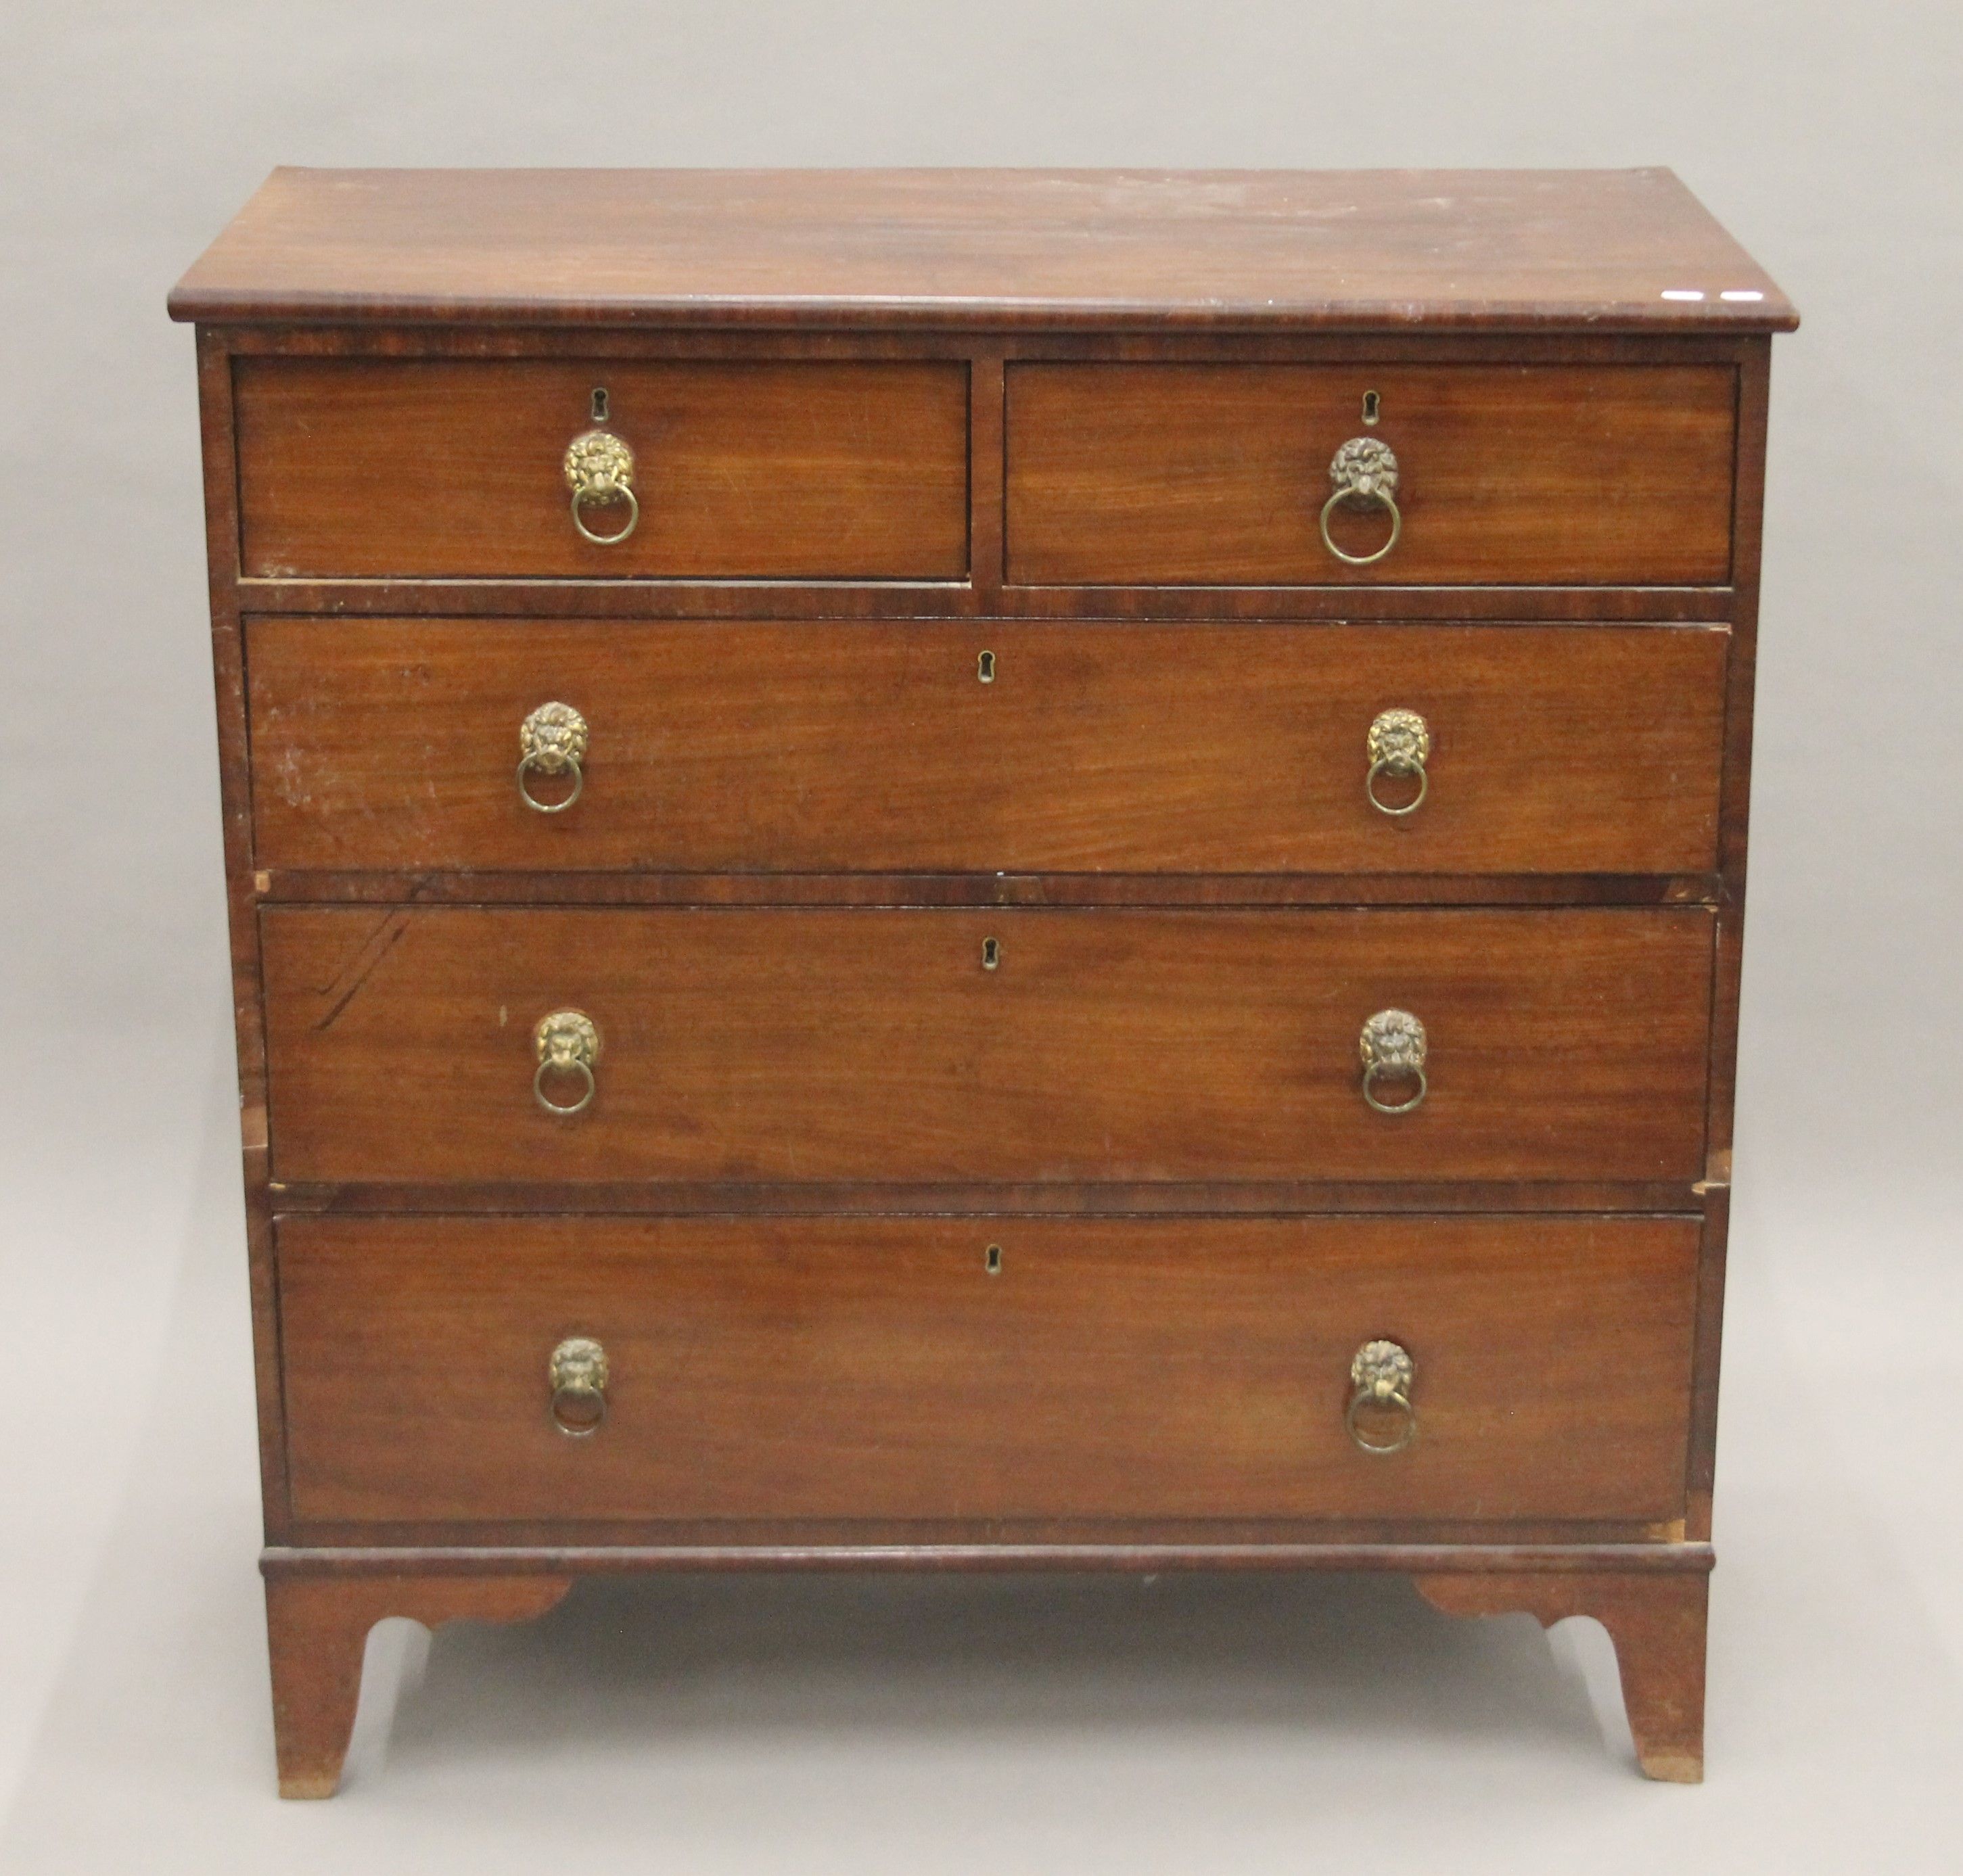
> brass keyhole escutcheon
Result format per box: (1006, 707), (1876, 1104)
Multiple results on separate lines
(977, 649), (996, 684)
(985, 1243), (1003, 1275)
(982, 935), (1001, 970)
(589, 385), (610, 424)
(1362, 388), (1381, 425)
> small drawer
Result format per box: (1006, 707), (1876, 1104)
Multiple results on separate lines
(260, 906), (1714, 1186)
(246, 618), (1728, 876)
(233, 359), (970, 580)
(1006, 363), (1737, 586)
(277, 1213), (1700, 1526)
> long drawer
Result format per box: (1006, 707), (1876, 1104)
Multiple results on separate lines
(233, 358), (970, 580)
(259, 907), (1714, 1185)
(1007, 363), (1738, 586)
(246, 619), (1728, 876)
(277, 1214), (1701, 1526)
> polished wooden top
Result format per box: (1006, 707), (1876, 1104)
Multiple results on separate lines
(169, 167), (1796, 332)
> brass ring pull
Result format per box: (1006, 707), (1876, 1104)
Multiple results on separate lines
(1362, 1060), (1427, 1115)
(533, 1010), (599, 1117)
(1366, 757), (1427, 816)
(1365, 708), (1431, 818)
(549, 1336), (609, 1436)
(1359, 1008), (1428, 1115)
(533, 1055), (595, 1116)
(572, 481), (639, 545)
(1320, 436), (1402, 567)
(563, 427), (640, 546)
(1346, 1340), (1417, 1455)
(517, 702), (588, 814)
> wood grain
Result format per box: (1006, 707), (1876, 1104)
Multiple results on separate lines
(234, 358), (969, 580)
(1007, 363), (1737, 586)
(192, 331), (299, 1543)
(168, 168), (1797, 332)
(258, 906), (1715, 1186)
(237, 573), (1736, 624)
(267, 1180), (1703, 1219)
(253, 872), (1724, 911)
(245, 618), (1728, 877)
(277, 1214), (1700, 1526)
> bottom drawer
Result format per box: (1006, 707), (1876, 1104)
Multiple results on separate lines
(278, 1215), (1699, 1527)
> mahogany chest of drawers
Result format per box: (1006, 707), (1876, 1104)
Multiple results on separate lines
(169, 167), (1795, 1793)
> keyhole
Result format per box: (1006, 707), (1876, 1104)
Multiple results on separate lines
(977, 649), (996, 684)
(591, 386), (610, 423)
(985, 1244), (1003, 1275)
(1362, 390), (1381, 426)
(982, 936), (1000, 971)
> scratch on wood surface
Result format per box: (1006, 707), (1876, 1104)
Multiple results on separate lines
(313, 912), (409, 1030)
(313, 910), (402, 996)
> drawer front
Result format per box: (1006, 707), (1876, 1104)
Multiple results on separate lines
(247, 619), (1727, 876)
(234, 359), (969, 580)
(260, 908), (1713, 1185)
(1006, 364), (1736, 586)
(279, 1214), (1700, 1525)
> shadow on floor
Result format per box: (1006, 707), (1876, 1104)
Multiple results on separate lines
(355, 1569), (1625, 1784)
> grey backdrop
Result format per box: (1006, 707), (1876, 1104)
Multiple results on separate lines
(3, 2), (1958, 1868)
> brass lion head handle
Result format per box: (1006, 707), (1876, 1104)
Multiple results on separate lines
(1347, 1338), (1417, 1455)
(563, 427), (640, 545)
(549, 1336), (609, 1436)
(1359, 1008), (1427, 1115)
(517, 702), (589, 814)
(1366, 708), (1431, 818)
(1320, 436), (1402, 567)
(533, 1010), (600, 1117)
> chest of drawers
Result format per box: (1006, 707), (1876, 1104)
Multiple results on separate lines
(169, 167), (1795, 1794)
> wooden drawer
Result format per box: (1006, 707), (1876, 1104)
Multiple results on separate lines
(260, 907), (1713, 1185)
(278, 1213), (1700, 1525)
(233, 359), (969, 580)
(1006, 364), (1736, 586)
(247, 618), (1727, 876)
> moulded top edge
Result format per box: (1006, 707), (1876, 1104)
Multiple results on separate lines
(168, 168), (1800, 334)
